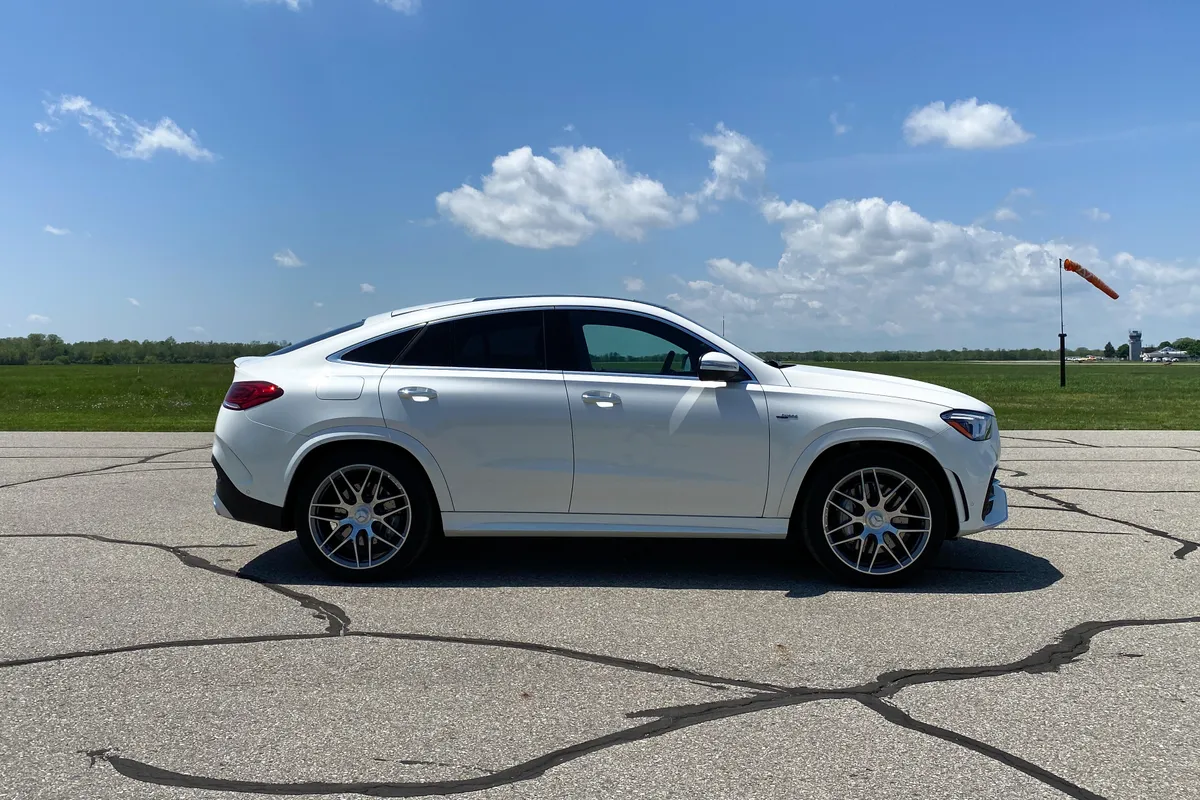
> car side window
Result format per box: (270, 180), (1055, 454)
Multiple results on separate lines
(340, 327), (420, 365)
(397, 311), (546, 370)
(566, 310), (711, 377)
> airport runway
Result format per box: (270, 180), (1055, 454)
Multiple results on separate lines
(1, 431), (1197, 800)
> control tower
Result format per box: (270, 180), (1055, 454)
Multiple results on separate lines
(1129, 330), (1142, 361)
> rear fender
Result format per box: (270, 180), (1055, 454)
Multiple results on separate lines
(285, 427), (454, 512)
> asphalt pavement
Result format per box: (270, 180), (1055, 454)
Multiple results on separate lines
(1, 431), (1197, 800)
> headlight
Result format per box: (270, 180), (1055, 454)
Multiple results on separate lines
(941, 410), (994, 441)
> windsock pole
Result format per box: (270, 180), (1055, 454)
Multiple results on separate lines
(1059, 258), (1067, 387)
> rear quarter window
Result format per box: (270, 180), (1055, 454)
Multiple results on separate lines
(269, 320), (365, 356)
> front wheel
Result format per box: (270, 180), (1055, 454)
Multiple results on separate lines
(292, 450), (433, 582)
(799, 449), (947, 586)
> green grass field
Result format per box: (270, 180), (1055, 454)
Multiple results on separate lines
(1, 362), (1197, 431)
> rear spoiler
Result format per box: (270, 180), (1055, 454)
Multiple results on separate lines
(233, 356), (263, 368)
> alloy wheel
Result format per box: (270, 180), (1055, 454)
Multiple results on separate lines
(307, 464), (412, 570)
(822, 467), (932, 576)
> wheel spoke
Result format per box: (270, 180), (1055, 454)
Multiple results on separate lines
(872, 469), (885, 507)
(825, 519), (858, 537)
(892, 530), (914, 561)
(868, 541), (880, 572)
(370, 533), (401, 551)
(882, 478), (912, 508)
(831, 488), (866, 508)
(881, 538), (903, 565)
(311, 513), (348, 524)
(378, 517), (409, 542)
(829, 534), (861, 547)
(319, 524), (348, 551)
(327, 531), (354, 556)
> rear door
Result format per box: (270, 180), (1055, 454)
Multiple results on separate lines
(557, 308), (770, 518)
(378, 309), (574, 513)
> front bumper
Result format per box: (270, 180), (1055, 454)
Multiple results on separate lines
(212, 457), (288, 531)
(959, 479), (1008, 535)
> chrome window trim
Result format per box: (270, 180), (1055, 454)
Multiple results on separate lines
(326, 323), (426, 367)
(350, 307), (556, 372)
(327, 304), (756, 380)
(555, 305), (760, 383)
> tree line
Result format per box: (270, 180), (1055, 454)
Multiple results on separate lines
(0, 334), (283, 365)
(3, 333), (1198, 366)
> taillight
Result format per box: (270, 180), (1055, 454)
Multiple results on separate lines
(223, 381), (284, 410)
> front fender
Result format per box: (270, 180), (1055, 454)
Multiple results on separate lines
(285, 426), (455, 512)
(770, 426), (937, 518)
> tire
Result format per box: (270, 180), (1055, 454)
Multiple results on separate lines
(291, 448), (433, 582)
(799, 449), (947, 586)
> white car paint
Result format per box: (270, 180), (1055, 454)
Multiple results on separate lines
(212, 295), (1007, 549)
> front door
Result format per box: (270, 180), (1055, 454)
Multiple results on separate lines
(378, 309), (574, 513)
(559, 309), (770, 518)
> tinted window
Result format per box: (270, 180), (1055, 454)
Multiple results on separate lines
(268, 319), (365, 356)
(453, 311), (545, 370)
(566, 310), (711, 376)
(399, 321), (452, 366)
(340, 327), (420, 365)
(397, 311), (545, 370)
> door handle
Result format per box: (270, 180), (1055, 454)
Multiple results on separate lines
(398, 386), (437, 402)
(581, 390), (620, 407)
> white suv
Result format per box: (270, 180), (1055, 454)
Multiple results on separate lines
(212, 295), (1007, 586)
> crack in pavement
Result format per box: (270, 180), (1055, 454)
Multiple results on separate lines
(3, 531), (1196, 800)
(1004, 487), (1199, 560)
(0, 533), (350, 635)
(0, 446), (212, 490)
(4, 440), (1197, 798)
(80, 616), (1200, 800)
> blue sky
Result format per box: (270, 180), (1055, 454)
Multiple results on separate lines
(3, 0), (1200, 351)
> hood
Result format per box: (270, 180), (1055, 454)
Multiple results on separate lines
(780, 364), (992, 413)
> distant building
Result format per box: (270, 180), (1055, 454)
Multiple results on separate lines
(1129, 330), (1142, 361)
(1142, 346), (1194, 362)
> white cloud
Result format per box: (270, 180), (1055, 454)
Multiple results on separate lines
(563, 123), (575, 133)
(27, 314), (50, 324)
(623, 277), (645, 292)
(437, 145), (692, 249)
(699, 122), (766, 200)
(189, 326), (206, 335)
(903, 98), (1032, 149)
(992, 207), (1020, 222)
(407, 217), (438, 227)
(37, 95), (215, 161)
(127, 297), (140, 307)
(360, 283), (376, 293)
(675, 185), (1200, 348)
(1085, 207), (1112, 222)
(43, 224), (70, 236)
(253, 0), (306, 9)
(273, 248), (305, 267)
(829, 113), (849, 136)
(436, 123), (760, 249)
(313, 301), (324, 308)
(375, 0), (420, 12)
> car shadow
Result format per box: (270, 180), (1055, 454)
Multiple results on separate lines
(239, 535), (1062, 597)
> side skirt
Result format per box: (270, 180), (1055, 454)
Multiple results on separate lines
(440, 512), (789, 539)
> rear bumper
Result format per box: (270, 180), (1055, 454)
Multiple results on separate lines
(213, 457), (288, 531)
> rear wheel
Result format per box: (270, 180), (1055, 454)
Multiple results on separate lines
(292, 451), (433, 581)
(799, 449), (946, 586)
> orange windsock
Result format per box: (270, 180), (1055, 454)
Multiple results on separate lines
(1063, 259), (1119, 300)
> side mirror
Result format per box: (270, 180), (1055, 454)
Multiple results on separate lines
(698, 351), (742, 382)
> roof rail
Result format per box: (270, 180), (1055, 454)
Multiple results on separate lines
(389, 298), (476, 317)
